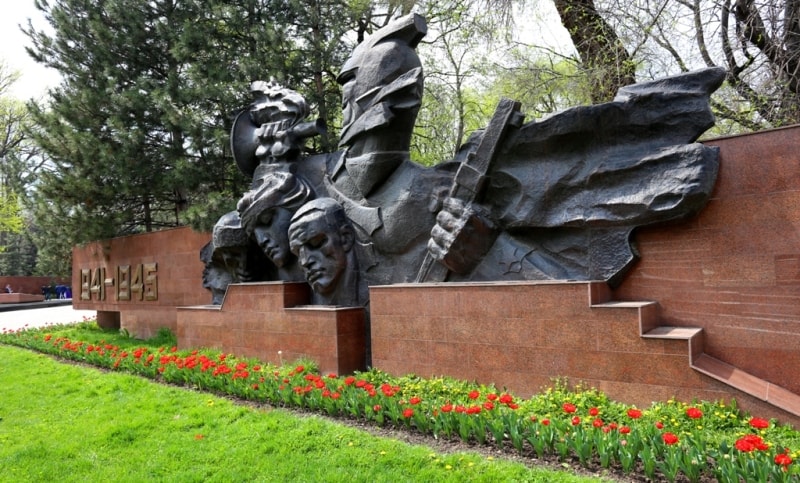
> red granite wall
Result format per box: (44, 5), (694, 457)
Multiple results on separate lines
(177, 282), (366, 376)
(72, 227), (211, 338)
(0, 293), (45, 303)
(614, 126), (800, 395)
(370, 281), (798, 424)
(0, 276), (70, 296)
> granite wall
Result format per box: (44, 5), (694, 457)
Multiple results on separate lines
(72, 226), (210, 338)
(615, 126), (800, 395)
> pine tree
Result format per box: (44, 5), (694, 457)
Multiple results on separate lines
(23, 0), (365, 253)
(0, 63), (27, 259)
(26, 1), (231, 242)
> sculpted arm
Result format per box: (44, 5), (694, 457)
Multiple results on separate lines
(427, 197), (499, 275)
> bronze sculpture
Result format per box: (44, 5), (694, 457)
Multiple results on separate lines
(237, 169), (316, 282)
(205, 13), (723, 307)
(201, 211), (273, 304)
(288, 198), (366, 307)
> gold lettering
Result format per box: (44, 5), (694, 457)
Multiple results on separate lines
(117, 265), (130, 301)
(130, 263), (143, 301)
(80, 269), (91, 301)
(143, 262), (158, 301)
(89, 267), (105, 301)
(79, 262), (158, 303)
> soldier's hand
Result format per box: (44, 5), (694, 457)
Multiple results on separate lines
(427, 197), (497, 275)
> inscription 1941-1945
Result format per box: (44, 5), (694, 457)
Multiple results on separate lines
(80, 263), (158, 302)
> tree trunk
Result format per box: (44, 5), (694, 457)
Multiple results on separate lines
(553, 0), (637, 103)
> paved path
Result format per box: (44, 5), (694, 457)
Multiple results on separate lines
(0, 303), (96, 332)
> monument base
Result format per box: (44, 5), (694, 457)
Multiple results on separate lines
(370, 280), (800, 426)
(96, 311), (121, 330)
(177, 282), (366, 375)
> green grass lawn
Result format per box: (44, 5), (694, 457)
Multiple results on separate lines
(0, 344), (604, 482)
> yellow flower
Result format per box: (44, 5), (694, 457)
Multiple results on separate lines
(445, 465), (452, 470)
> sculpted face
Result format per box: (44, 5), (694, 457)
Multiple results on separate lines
(338, 69), (359, 141)
(237, 170), (316, 275)
(203, 265), (232, 305)
(211, 211), (255, 283)
(289, 212), (349, 295)
(252, 207), (294, 268)
(218, 246), (252, 282)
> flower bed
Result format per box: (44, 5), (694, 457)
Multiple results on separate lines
(2, 324), (798, 482)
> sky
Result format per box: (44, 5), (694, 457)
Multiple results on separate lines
(0, 1), (569, 101)
(0, 1), (61, 100)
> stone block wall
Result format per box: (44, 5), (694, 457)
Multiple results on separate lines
(72, 226), (210, 338)
(177, 282), (366, 376)
(614, 126), (800, 395)
(370, 280), (798, 425)
(369, 126), (800, 425)
(0, 276), (70, 296)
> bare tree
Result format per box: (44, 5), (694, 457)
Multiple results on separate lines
(553, 0), (637, 102)
(589, 0), (800, 130)
(721, 0), (800, 126)
(483, 0), (799, 131)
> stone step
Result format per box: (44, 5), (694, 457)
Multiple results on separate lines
(642, 326), (703, 339)
(591, 300), (660, 334)
(595, 300), (800, 419)
(641, 325), (705, 363)
(692, 354), (800, 418)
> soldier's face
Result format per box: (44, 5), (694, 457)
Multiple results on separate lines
(338, 68), (359, 140)
(252, 207), (294, 268)
(290, 213), (348, 295)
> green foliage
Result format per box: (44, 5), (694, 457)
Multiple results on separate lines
(0, 66), (33, 263)
(181, 190), (243, 234)
(413, 83), (485, 166)
(0, 188), (22, 235)
(0, 344), (592, 482)
(3, 321), (800, 483)
(0, 226), (38, 276)
(412, 0), (514, 166)
(485, 56), (594, 120)
(27, 0), (235, 243)
(23, 0), (356, 256)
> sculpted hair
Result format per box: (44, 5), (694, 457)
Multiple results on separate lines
(289, 197), (349, 231)
(237, 170), (315, 235)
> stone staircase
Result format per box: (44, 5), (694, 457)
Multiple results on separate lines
(591, 296), (800, 419)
